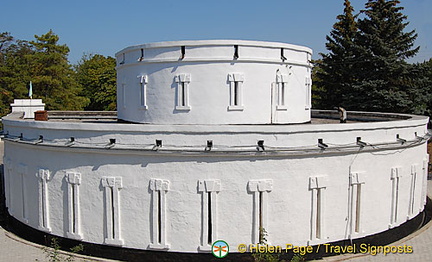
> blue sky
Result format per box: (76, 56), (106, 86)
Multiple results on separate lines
(1, 0), (431, 64)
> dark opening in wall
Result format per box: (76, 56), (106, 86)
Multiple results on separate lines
(158, 191), (162, 244)
(71, 186), (76, 233)
(180, 46), (186, 60)
(207, 192), (212, 245)
(281, 48), (287, 62)
(233, 82), (239, 106)
(139, 49), (144, 61)
(234, 45), (239, 59)
(181, 82), (186, 106)
(258, 191), (263, 243)
(110, 188), (116, 238)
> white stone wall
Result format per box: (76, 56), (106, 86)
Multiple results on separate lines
(10, 99), (45, 119)
(2, 114), (429, 252)
(115, 40), (313, 125)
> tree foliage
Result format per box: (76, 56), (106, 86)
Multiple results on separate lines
(0, 32), (35, 115)
(315, 0), (357, 109)
(420, 58), (432, 116)
(315, 0), (431, 115)
(0, 30), (91, 116)
(75, 54), (116, 111)
(352, 0), (420, 112)
(29, 30), (89, 110)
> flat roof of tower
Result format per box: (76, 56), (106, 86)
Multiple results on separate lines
(4, 110), (414, 125)
(116, 39), (313, 57)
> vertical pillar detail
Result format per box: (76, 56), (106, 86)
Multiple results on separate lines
(148, 179), (170, 250)
(101, 177), (124, 246)
(421, 159), (428, 208)
(4, 158), (12, 210)
(408, 164), (418, 219)
(228, 73), (245, 110)
(18, 164), (28, 224)
(276, 73), (288, 110)
(138, 75), (148, 109)
(66, 172), (82, 240)
(248, 179), (273, 244)
(305, 77), (312, 109)
(198, 179), (221, 251)
(390, 167), (402, 227)
(308, 176), (328, 243)
(175, 74), (191, 110)
(37, 169), (51, 232)
(349, 172), (365, 236)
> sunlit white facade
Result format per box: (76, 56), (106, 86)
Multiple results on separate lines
(2, 40), (429, 253)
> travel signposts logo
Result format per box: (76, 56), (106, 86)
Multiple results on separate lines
(212, 240), (229, 258)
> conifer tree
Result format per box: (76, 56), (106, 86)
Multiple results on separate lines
(315, 0), (357, 109)
(348, 0), (419, 112)
(407, 61), (432, 115)
(29, 30), (89, 110)
(0, 32), (13, 53)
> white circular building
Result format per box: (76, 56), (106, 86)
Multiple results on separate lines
(1, 40), (430, 257)
(116, 40), (312, 125)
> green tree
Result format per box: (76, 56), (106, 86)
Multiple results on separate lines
(0, 32), (16, 116)
(419, 58), (432, 116)
(348, 0), (420, 112)
(29, 30), (88, 110)
(75, 54), (116, 111)
(0, 32), (34, 116)
(315, 0), (358, 109)
(0, 32), (13, 53)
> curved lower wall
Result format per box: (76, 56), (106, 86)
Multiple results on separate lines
(1, 113), (429, 253)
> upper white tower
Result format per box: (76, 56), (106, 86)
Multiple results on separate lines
(115, 40), (313, 125)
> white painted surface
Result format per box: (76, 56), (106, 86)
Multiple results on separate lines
(1, 40), (429, 254)
(10, 99), (45, 119)
(1, 112), (429, 253)
(115, 40), (313, 124)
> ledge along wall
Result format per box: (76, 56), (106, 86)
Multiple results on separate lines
(1, 111), (429, 252)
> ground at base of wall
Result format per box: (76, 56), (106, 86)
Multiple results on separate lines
(0, 198), (430, 262)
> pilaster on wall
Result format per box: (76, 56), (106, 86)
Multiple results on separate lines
(101, 177), (124, 246)
(349, 172), (366, 237)
(148, 179), (170, 250)
(198, 179), (221, 252)
(228, 73), (245, 111)
(175, 74), (191, 111)
(308, 176), (328, 245)
(37, 169), (51, 232)
(18, 163), (28, 224)
(66, 172), (82, 240)
(248, 179), (272, 244)
(4, 158), (12, 211)
(421, 159), (429, 208)
(138, 74), (148, 109)
(275, 73), (289, 110)
(390, 167), (402, 228)
(408, 164), (418, 219)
